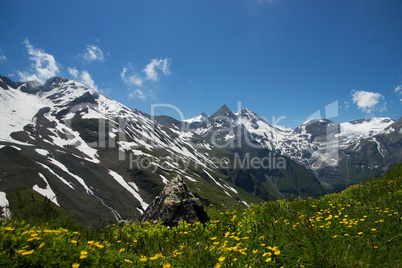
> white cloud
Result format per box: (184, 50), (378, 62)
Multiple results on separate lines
(67, 67), (79, 79)
(351, 90), (385, 114)
(79, 70), (98, 92)
(0, 48), (6, 61)
(128, 89), (147, 100)
(80, 44), (105, 63)
(67, 67), (99, 92)
(395, 85), (402, 95)
(121, 59), (171, 100)
(394, 85), (402, 102)
(18, 39), (60, 83)
(121, 66), (143, 87)
(143, 58), (171, 81)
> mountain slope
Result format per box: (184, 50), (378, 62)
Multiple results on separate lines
(187, 105), (402, 192)
(1, 75), (400, 227)
(0, 76), (262, 227)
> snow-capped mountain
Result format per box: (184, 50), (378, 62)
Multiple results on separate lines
(0, 76), (263, 227)
(187, 105), (401, 191)
(183, 113), (208, 124)
(1, 75), (400, 227)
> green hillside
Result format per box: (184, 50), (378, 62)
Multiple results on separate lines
(1, 164), (401, 267)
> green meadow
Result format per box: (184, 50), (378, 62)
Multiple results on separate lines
(1, 164), (401, 267)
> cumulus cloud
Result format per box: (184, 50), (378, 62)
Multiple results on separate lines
(128, 89), (147, 100)
(143, 58), (171, 81)
(121, 66), (143, 87)
(0, 48), (6, 61)
(67, 67), (79, 79)
(395, 85), (402, 102)
(80, 44), (105, 63)
(18, 39), (60, 83)
(79, 70), (98, 91)
(67, 67), (98, 92)
(121, 58), (171, 100)
(351, 90), (386, 114)
(395, 85), (402, 94)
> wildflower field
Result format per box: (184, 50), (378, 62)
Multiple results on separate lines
(1, 164), (401, 267)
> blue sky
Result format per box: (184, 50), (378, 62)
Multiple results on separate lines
(1, 0), (401, 129)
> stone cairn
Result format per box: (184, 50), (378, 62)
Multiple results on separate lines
(140, 174), (210, 227)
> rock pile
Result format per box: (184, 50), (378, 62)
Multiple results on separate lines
(140, 175), (209, 226)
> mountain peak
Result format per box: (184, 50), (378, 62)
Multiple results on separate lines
(183, 112), (209, 124)
(238, 107), (257, 117)
(44, 77), (70, 88)
(209, 105), (236, 120)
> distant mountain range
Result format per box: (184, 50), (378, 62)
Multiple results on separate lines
(0, 75), (401, 227)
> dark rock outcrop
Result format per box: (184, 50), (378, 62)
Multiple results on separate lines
(140, 175), (209, 226)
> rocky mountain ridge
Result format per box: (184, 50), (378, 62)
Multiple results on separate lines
(187, 106), (401, 191)
(0, 75), (400, 227)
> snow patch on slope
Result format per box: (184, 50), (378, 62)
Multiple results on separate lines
(340, 118), (394, 137)
(0, 85), (52, 142)
(35, 148), (49, 156)
(33, 173), (60, 206)
(48, 158), (93, 194)
(0, 191), (11, 219)
(37, 162), (75, 189)
(108, 169), (148, 211)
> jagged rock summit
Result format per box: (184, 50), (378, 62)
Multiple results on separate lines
(140, 175), (210, 226)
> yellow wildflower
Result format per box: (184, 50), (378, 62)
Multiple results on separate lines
(94, 242), (104, 249)
(80, 250), (88, 259)
(72, 263), (80, 268)
(150, 253), (164, 260)
(218, 256), (226, 262)
(124, 259), (132, 264)
(22, 249), (34, 256)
